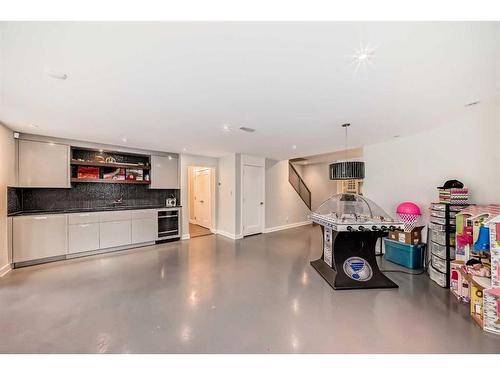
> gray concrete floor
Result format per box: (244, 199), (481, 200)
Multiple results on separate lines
(1, 225), (499, 353)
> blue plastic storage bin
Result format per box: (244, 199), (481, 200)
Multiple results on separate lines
(383, 238), (425, 269)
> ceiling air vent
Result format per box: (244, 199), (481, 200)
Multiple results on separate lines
(239, 126), (256, 133)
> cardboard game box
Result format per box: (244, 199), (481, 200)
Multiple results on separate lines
(388, 226), (424, 245)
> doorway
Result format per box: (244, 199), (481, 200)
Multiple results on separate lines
(188, 166), (214, 238)
(242, 163), (265, 236)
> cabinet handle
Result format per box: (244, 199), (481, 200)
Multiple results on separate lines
(79, 224), (90, 227)
(33, 216), (47, 220)
(79, 214), (90, 217)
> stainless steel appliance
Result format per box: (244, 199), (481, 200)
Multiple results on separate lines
(157, 207), (180, 240)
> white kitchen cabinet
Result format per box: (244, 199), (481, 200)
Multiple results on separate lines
(13, 214), (68, 263)
(131, 209), (157, 220)
(68, 212), (100, 225)
(18, 140), (70, 188)
(150, 155), (179, 189)
(68, 223), (100, 254)
(100, 220), (131, 249)
(132, 218), (157, 244)
(99, 210), (132, 222)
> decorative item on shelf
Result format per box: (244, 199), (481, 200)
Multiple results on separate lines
(330, 123), (365, 180)
(474, 225), (490, 256)
(166, 196), (177, 207)
(103, 168), (125, 180)
(105, 156), (116, 164)
(455, 205), (500, 261)
(126, 169), (143, 181)
(77, 166), (99, 179)
(144, 173), (150, 182)
(94, 155), (105, 163)
(450, 260), (470, 302)
(437, 179), (469, 204)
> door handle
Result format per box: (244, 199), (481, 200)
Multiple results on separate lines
(260, 202), (264, 205)
(199, 200), (204, 203)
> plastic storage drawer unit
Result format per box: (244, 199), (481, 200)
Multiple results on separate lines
(384, 238), (425, 269)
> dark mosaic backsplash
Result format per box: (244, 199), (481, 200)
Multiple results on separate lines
(7, 187), (22, 214)
(7, 184), (180, 214)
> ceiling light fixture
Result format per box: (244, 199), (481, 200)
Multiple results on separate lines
(121, 137), (127, 143)
(182, 147), (187, 152)
(45, 69), (68, 80)
(292, 145), (297, 150)
(222, 124), (232, 132)
(465, 101), (480, 107)
(352, 46), (375, 72)
(239, 126), (256, 133)
(329, 123), (365, 180)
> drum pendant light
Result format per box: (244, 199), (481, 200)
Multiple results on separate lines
(330, 123), (365, 180)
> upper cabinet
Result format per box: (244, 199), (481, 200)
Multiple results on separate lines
(18, 140), (70, 188)
(150, 155), (179, 189)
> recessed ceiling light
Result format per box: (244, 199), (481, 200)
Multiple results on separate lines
(239, 126), (256, 133)
(182, 147), (187, 152)
(121, 137), (127, 143)
(222, 124), (232, 132)
(465, 101), (480, 107)
(292, 145), (297, 150)
(99, 149), (104, 153)
(45, 69), (68, 80)
(168, 155), (172, 160)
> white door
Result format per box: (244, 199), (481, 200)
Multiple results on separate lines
(243, 165), (264, 236)
(194, 169), (211, 229)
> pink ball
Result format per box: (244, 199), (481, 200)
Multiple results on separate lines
(396, 201), (421, 216)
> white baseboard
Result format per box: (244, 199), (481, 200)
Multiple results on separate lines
(215, 230), (243, 240)
(263, 220), (312, 234)
(0, 263), (12, 277)
(181, 234), (190, 240)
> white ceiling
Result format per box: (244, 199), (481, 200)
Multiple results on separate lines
(0, 22), (498, 160)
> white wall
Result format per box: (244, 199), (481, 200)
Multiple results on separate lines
(217, 154), (237, 237)
(0, 123), (15, 275)
(179, 154), (218, 238)
(265, 159), (310, 230)
(301, 162), (338, 210)
(363, 102), (500, 224)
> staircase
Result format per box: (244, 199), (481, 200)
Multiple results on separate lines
(288, 161), (311, 210)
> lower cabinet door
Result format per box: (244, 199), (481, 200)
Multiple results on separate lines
(100, 220), (132, 249)
(132, 218), (157, 244)
(13, 214), (68, 263)
(68, 223), (100, 254)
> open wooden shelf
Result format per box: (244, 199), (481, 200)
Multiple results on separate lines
(71, 160), (151, 170)
(71, 178), (150, 185)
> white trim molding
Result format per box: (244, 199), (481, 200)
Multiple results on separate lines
(0, 263), (12, 277)
(263, 220), (312, 234)
(215, 230), (243, 240)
